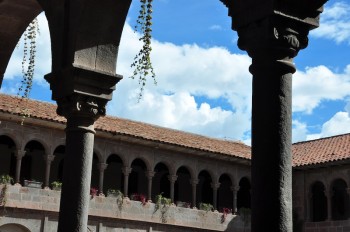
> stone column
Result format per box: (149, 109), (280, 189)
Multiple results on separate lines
(191, 179), (198, 208)
(45, 66), (121, 232)
(211, 182), (220, 210)
(55, 95), (104, 232)
(146, 171), (155, 201)
(14, 149), (26, 184)
(122, 166), (132, 197)
(236, 18), (309, 232)
(306, 191), (312, 222)
(97, 163), (108, 195)
(43, 155), (55, 188)
(231, 186), (239, 213)
(326, 189), (332, 221)
(168, 175), (178, 202)
(222, 1), (326, 230)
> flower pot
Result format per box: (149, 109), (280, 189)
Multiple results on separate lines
(24, 180), (42, 189)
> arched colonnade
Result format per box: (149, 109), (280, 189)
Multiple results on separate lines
(0, 129), (251, 212)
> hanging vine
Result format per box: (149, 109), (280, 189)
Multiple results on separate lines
(130, 0), (156, 100)
(16, 18), (39, 123)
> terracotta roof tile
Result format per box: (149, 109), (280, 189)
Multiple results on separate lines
(0, 94), (251, 160)
(2, 94), (349, 167)
(292, 134), (350, 167)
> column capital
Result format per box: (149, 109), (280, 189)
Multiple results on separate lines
(146, 171), (155, 179)
(122, 166), (132, 175)
(44, 154), (55, 162)
(231, 185), (240, 193)
(15, 150), (26, 158)
(168, 175), (178, 183)
(45, 66), (122, 124)
(211, 182), (221, 190)
(191, 179), (199, 186)
(346, 188), (350, 195)
(97, 163), (108, 171)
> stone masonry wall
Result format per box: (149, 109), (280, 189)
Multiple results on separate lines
(0, 184), (251, 232)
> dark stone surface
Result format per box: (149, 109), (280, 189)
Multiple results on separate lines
(221, 1), (327, 231)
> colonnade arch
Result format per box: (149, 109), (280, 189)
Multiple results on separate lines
(103, 154), (124, 194)
(174, 166), (192, 204)
(0, 223), (31, 232)
(311, 181), (327, 222)
(308, 177), (350, 222)
(0, 135), (16, 179)
(237, 176), (251, 211)
(197, 170), (213, 207)
(217, 174), (233, 211)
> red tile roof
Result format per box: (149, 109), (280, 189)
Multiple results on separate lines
(292, 133), (350, 167)
(1, 94), (349, 167)
(0, 94), (251, 160)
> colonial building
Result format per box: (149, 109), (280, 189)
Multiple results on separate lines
(0, 94), (349, 232)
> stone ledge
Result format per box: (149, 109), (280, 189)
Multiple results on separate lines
(0, 185), (250, 231)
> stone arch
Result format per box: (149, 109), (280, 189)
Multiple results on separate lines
(21, 140), (46, 184)
(50, 145), (66, 183)
(310, 181), (327, 222)
(174, 166), (192, 204)
(0, 135), (17, 179)
(22, 137), (48, 155)
(331, 178), (350, 220)
(90, 152), (100, 190)
(174, 164), (195, 180)
(129, 158), (148, 196)
(0, 0), (42, 85)
(197, 170), (213, 207)
(0, 132), (19, 149)
(237, 176), (251, 210)
(152, 162), (170, 199)
(0, 223), (31, 232)
(217, 173), (233, 211)
(104, 154), (124, 194)
(129, 156), (151, 172)
(153, 159), (175, 175)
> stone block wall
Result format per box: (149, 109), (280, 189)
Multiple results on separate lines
(0, 184), (251, 232)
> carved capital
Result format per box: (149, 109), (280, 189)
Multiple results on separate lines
(122, 166), (132, 176)
(231, 185), (240, 193)
(168, 175), (178, 183)
(146, 171), (155, 179)
(237, 16), (308, 62)
(211, 182), (221, 190)
(15, 150), (26, 159)
(191, 179), (199, 186)
(44, 154), (55, 163)
(97, 163), (108, 172)
(56, 94), (107, 121)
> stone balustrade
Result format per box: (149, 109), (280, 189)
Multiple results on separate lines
(0, 184), (251, 232)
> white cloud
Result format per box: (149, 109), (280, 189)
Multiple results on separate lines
(109, 23), (253, 141)
(3, 14), (350, 144)
(4, 13), (51, 87)
(306, 111), (350, 140)
(311, 1), (350, 44)
(293, 65), (350, 113)
(209, 25), (222, 30)
(292, 120), (309, 143)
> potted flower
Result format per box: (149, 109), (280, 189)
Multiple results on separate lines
(130, 193), (147, 205)
(107, 189), (123, 198)
(0, 174), (13, 185)
(24, 179), (42, 188)
(199, 202), (214, 212)
(220, 207), (232, 223)
(176, 201), (191, 208)
(51, 181), (62, 191)
(90, 187), (98, 197)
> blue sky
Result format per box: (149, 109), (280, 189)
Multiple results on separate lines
(2, 0), (350, 145)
